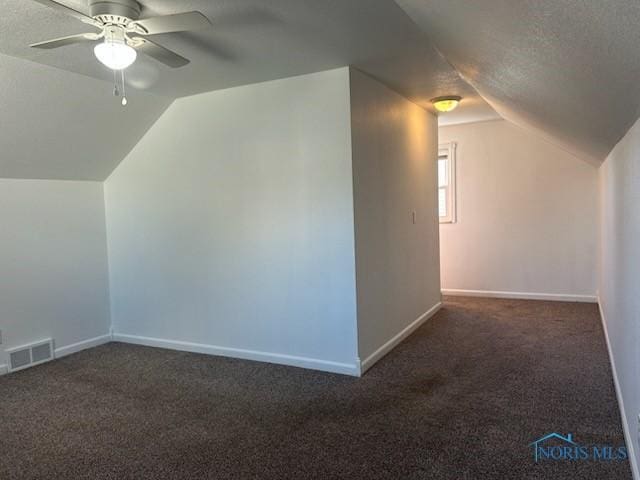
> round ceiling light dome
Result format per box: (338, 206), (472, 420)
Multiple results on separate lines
(94, 39), (137, 70)
(94, 27), (137, 70)
(431, 95), (462, 113)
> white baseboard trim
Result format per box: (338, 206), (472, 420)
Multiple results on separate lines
(55, 334), (112, 359)
(441, 289), (597, 303)
(112, 333), (360, 377)
(0, 364), (8, 376)
(359, 302), (442, 374)
(598, 298), (639, 480)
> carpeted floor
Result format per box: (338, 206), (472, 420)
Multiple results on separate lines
(0, 297), (632, 479)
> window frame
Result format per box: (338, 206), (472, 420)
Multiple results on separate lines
(438, 142), (457, 224)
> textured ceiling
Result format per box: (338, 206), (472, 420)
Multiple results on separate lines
(0, 53), (171, 180)
(0, 0), (493, 180)
(396, 0), (640, 164)
(0, 0), (500, 180)
(4, 0), (636, 179)
(0, 0), (501, 180)
(0, 0), (497, 106)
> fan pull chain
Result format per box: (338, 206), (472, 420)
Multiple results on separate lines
(121, 70), (128, 106)
(112, 70), (128, 107)
(113, 70), (120, 97)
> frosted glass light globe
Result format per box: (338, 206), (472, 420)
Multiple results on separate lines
(431, 95), (462, 113)
(94, 38), (137, 70)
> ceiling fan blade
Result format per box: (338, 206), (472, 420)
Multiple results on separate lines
(30, 32), (102, 49)
(132, 38), (190, 68)
(131, 12), (211, 35)
(30, 0), (102, 27)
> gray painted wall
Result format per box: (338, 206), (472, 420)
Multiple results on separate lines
(439, 120), (598, 300)
(105, 68), (360, 373)
(0, 179), (111, 368)
(349, 69), (441, 363)
(599, 117), (640, 478)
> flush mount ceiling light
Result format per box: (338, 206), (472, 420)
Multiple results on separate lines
(431, 95), (462, 113)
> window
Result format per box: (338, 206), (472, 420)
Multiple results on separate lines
(438, 142), (457, 224)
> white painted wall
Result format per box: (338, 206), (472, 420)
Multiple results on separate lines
(599, 117), (640, 478)
(349, 69), (441, 367)
(0, 179), (111, 370)
(439, 120), (598, 300)
(105, 68), (360, 374)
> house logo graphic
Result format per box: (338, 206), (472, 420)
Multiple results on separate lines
(529, 433), (577, 462)
(529, 432), (628, 462)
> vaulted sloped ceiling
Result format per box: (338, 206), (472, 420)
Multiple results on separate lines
(0, 0), (494, 106)
(0, 0), (499, 180)
(395, 0), (640, 164)
(7, 0), (636, 179)
(0, 53), (171, 180)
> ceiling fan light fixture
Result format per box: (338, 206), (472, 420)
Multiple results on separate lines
(30, 1), (212, 70)
(94, 28), (136, 70)
(431, 95), (462, 113)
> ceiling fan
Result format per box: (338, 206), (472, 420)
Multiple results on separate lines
(30, 0), (212, 70)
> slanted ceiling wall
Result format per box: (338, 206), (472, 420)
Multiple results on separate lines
(0, 53), (171, 181)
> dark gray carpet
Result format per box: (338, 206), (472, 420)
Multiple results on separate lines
(0, 297), (632, 479)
